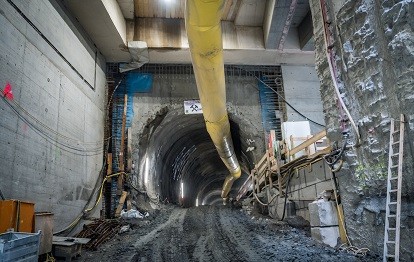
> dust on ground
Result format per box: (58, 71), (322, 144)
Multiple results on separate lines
(79, 205), (381, 262)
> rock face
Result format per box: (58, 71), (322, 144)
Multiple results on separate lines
(310, 0), (414, 260)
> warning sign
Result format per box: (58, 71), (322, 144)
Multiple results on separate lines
(184, 100), (203, 115)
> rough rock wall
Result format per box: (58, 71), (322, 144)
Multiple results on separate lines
(310, 0), (414, 259)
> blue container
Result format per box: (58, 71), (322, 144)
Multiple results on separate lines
(0, 231), (41, 262)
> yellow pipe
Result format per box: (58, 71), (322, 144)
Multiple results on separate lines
(185, 0), (241, 199)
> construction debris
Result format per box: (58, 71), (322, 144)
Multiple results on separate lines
(52, 236), (90, 261)
(76, 220), (121, 250)
(119, 225), (130, 234)
(120, 208), (149, 219)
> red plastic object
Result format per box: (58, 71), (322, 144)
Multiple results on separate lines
(3, 82), (14, 100)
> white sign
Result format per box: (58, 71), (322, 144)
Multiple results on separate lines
(184, 100), (203, 114)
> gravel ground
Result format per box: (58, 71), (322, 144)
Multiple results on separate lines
(79, 205), (381, 262)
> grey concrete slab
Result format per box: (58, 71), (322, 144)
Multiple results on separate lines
(281, 65), (325, 133)
(0, 0), (106, 230)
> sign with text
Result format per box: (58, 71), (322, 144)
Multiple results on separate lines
(184, 100), (203, 114)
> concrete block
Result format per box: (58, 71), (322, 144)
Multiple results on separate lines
(308, 200), (339, 227)
(315, 181), (332, 196)
(289, 175), (301, 191)
(285, 201), (296, 217)
(298, 168), (305, 187)
(313, 160), (327, 182)
(281, 65), (325, 133)
(296, 209), (311, 222)
(311, 226), (340, 247)
(289, 189), (300, 201)
(301, 185), (317, 200)
(269, 197), (295, 219)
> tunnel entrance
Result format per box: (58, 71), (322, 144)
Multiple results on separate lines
(138, 109), (257, 207)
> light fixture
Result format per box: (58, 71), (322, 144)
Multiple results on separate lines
(144, 157), (150, 185)
(181, 182), (184, 199)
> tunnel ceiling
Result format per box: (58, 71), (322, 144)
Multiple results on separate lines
(140, 109), (255, 207)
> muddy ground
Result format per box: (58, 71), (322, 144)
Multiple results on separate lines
(79, 205), (380, 262)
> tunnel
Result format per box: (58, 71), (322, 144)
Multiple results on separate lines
(137, 109), (256, 207)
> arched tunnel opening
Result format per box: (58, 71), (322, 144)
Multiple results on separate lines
(138, 109), (258, 208)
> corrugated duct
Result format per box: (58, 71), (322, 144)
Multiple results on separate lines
(185, 0), (241, 200)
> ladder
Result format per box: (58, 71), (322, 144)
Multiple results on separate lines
(383, 114), (405, 262)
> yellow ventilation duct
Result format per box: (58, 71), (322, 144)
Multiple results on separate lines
(185, 0), (241, 200)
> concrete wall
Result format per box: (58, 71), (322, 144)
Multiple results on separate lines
(310, 0), (414, 259)
(281, 65), (325, 134)
(0, 0), (106, 230)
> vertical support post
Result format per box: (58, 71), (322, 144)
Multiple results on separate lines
(266, 149), (272, 203)
(107, 153), (112, 182)
(118, 94), (128, 194)
(126, 128), (132, 172)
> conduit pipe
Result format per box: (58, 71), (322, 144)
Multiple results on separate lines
(319, 0), (361, 145)
(185, 0), (241, 200)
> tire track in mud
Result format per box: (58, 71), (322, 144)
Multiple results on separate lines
(131, 208), (187, 262)
(83, 205), (380, 262)
(133, 208), (187, 248)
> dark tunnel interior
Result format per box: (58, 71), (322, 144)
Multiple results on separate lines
(140, 109), (257, 207)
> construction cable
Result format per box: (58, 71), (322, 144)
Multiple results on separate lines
(331, 159), (344, 173)
(54, 172), (126, 235)
(319, 0), (361, 145)
(53, 77), (127, 235)
(53, 149), (110, 235)
(254, 155), (323, 208)
(239, 70), (325, 127)
(262, 154), (325, 220)
(323, 143), (370, 253)
(339, 244), (370, 257)
(0, 188), (5, 200)
(45, 253), (56, 262)
(1, 105), (103, 155)
(324, 135), (348, 188)
(1, 90), (109, 147)
(1, 102), (103, 155)
(252, 171), (274, 206)
(254, 77), (326, 127)
(241, 74), (325, 127)
(15, 76), (126, 236)
(106, 76), (125, 110)
(279, 156), (326, 221)
(253, 191), (269, 206)
(280, 168), (294, 221)
(0, 96), (106, 154)
(6, 0), (94, 89)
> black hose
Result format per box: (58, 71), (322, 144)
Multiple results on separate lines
(280, 169), (294, 221)
(324, 136), (348, 167)
(0, 188), (5, 200)
(236, 67), (325, 127)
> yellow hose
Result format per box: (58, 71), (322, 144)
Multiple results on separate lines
(185, 0), (241, 199)
(55, 172), (125, 235)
